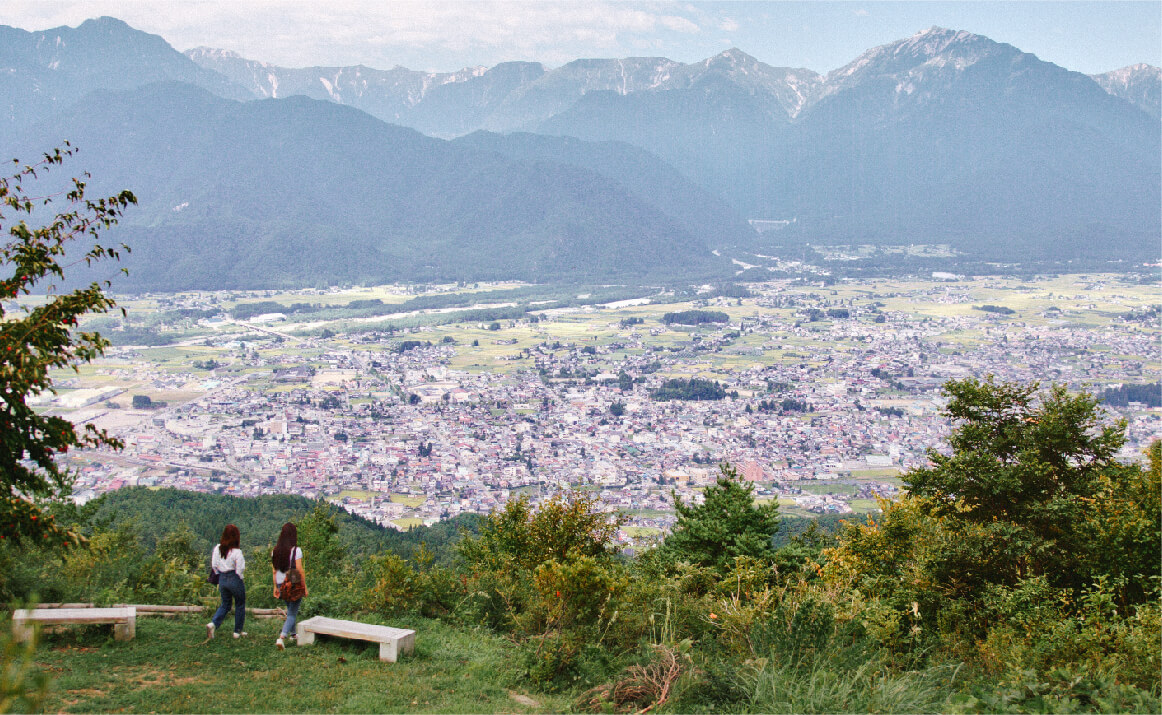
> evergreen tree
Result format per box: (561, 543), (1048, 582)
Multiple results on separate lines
(658, 463), (779, 573)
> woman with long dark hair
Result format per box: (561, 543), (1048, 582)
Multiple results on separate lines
(271, 522), (307, 650)
(207, 523), (247, 639)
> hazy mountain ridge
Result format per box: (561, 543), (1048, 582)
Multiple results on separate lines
(658, 48), (822, 119)
(0, 16), (250, 133)
(184, 46), (495, 128)
(183, 28), (1157, 135)
(539, 26), (1160, 257)
(5, 16), (1151, 138)
(1, 16), (1157, 289)
(8, 82), (728, 290)
(451, 130), (757, 249)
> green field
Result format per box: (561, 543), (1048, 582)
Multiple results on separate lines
(849, 468), (901, 480)
(331, 490), (379, 502)
(621, 526), (662, 537)
(391, 495), (426, 508)
(848, 498), (882, 514)
(796, 482), (858, 496)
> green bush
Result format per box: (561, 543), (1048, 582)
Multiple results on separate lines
(362, 547), (463, 619)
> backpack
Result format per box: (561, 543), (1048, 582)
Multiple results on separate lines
(278, 548), (306, 602)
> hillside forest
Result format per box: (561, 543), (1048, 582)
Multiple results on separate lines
(1, 378), (1158, 714)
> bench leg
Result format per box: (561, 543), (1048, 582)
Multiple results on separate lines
(11, 620), (33, 643)
(297, 625), (315, 646)
(378, 640), (398, 663)
(114, 620), (134, 641)
(114, 612), (136, 641)
(398, 632), (415, 657)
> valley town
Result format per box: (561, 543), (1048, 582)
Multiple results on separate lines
(36, 272), (1159, 544)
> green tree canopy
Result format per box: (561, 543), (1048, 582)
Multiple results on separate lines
(0, 147), (135, 547)
(904, 377), (1137, 597)
(461, 492), (624, 573)
(657, 463), (780, 573)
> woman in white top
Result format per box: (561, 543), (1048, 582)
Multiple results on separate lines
(207, 523), (247, 639)
(271, 522), (307, 650)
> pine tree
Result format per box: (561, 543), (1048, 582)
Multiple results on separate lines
(658, 463), (779, 573)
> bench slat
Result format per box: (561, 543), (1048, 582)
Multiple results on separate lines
(14, 607), (133, 624)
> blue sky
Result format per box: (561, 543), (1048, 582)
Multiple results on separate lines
(2, 1), (1158, 74)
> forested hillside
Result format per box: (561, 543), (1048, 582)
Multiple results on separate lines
(81, 487), (479, 562)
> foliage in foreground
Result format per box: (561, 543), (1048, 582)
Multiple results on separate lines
(1, 148), (136, 548)
(2, 379), (1159, 713)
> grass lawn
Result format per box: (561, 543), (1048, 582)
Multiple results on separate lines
(848, 498), (882, 514)
(797, 482), (858, 496)
(849, 468), (900, 479)
(29, 614), (569, 714)
(390, 495), (426, 508)
(331, 490), (378, 501)
(621, 526), (662, 537)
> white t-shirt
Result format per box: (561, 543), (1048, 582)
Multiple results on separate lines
(212, 545), (246, 576)
(273, 547), (304, 585)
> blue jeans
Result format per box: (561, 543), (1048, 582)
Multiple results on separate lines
(280, 597), (301, 637)
(212, 571), (246, 634)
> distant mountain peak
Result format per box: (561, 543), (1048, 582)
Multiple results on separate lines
(1091, 63), (1162, 118)
(887, 26), (993, 60)
(1095, 63), (1160, 80)
(79, 16), (133, 30)
(824, 25), (1005, 93)
(186, 46), (250, 63)
(710, 47), (757, 63)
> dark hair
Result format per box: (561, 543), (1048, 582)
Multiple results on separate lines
(271, 522), (297, 572)
(218, 524), (240, 559)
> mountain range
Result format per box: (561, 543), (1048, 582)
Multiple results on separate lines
(184, 35), (1161, 135)
(0, 17), (1157, 289)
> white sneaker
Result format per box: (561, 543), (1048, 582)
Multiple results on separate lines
(206, 623), (216, 639)
(233, 631), (247, 639)
(276, 637), (285, 650)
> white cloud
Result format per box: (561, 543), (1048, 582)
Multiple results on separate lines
(719, 16), (739, 32)
(661, 15), (700, 33)
(853, 8), (869, 17)
(0, 0), (709, 69)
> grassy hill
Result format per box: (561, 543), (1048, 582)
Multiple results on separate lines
(19, 614), (571, 714)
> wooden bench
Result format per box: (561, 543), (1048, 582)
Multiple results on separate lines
(296, 616), (414, 662)
(12, 607), (136, 642)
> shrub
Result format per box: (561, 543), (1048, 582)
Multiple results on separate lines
(363, 546), (463, 619)
(460, 492), (624, 574)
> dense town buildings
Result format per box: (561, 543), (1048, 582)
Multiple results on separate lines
(51, 276), (1159, 536)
